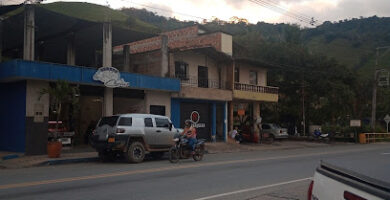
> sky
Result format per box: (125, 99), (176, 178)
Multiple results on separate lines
(3, 0), (390, 26)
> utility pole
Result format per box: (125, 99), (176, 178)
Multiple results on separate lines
(371, 48), (379, 132)
(371, 46), (390, 132)
(302, 73), (306, 137)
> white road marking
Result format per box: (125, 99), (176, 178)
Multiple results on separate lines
(381, 152), (390, 155)
(193, 177), (312, 200)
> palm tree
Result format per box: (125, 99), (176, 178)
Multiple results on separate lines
(39, 80), (79, 140)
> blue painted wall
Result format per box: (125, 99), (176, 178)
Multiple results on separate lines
(211, 102), (216, 142)
(0, 60), (180, 92)
(0, 81), (26, 152)
(171, 98), (227, 141)
(171, 98), (181, 129)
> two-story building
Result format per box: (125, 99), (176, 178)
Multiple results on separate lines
(113, 26), (233, 141)
(230, 58), (279, 139)
(0, 3), (279, 155)
(114, 25), (279, 142)
(0, 3), (180, 154)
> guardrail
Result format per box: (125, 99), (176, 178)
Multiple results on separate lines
(234, 83), (278, 94)
(359, 133), (390, 144)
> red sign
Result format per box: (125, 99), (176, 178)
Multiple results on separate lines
(190, 111), (200, 123)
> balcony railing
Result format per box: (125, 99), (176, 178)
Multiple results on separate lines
(234, 82), (278, 94)
(175, 75), (226, 89)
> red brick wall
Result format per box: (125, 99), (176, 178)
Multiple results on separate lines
(130, 51), (162, 77)
(114, 25), (223, 55)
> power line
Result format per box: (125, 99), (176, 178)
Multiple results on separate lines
(250, 0), (314, 25)
(260, 0), (315, 23)
(249, 0), (319, 26)
(120, 0), (207, 21)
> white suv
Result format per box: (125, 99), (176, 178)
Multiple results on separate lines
(90, 114), (180, 163)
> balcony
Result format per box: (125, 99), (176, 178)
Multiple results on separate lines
(176, 75), (227, 89)
(233, 82), (278, 102)
(172, 75), (232, 101)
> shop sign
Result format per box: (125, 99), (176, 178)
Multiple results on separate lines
(350, 119), (361, 127)
(190, 111), (205, 128)
(93, 66), (129, 88)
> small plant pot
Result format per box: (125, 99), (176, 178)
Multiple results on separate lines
(47, 141), (62, 158)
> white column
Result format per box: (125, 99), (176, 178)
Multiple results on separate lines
(102, 22), (113, 116)
(23, 5), (35, 61)
(66, 33), (76, 65)
(123, 45), (131, 72)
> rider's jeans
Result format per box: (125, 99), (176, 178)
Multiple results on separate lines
(188, 137), (197, 151)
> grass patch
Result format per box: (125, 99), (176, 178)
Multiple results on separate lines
(39, 2), (159, 33)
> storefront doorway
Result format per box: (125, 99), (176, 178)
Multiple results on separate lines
(180, 102), (211, 140)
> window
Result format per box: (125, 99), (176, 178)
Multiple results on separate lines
(144, 118), (153, 127)
(198, 66), (208, 88)
(234, 68), (240, 82)
(150, 105), (166, 116)
(262, 124), (271, 130)
(155, 118), (170, 128)
(175, 61), (189, 80)
(133, 64), (139, 73)
(98, 116), (119, 127)
(249, 70), (257, 85)
(118, 117), (132, 126)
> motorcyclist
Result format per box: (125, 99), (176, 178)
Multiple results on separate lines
(181, 120), (197, 154)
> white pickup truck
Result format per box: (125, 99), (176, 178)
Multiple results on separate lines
(308, 161), (390, 200)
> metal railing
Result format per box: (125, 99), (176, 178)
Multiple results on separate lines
(234, 82), (278, 94)
(175, 74), (226, 89)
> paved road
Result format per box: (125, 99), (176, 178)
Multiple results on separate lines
(0, 143), (389, 200)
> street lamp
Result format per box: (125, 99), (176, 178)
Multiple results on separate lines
(371, 46), (390, 132)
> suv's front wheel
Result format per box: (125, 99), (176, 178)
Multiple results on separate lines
(125, 141), (145, 163)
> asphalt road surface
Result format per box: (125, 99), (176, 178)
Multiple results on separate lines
(0, 143), (389, 200)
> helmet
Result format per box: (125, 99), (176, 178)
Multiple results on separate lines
(185, 119), (192, 126)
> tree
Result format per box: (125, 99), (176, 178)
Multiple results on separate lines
(39, 80), (79, 140)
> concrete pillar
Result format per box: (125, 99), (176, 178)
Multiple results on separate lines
(102, 22), (113, 116)
(211, 102), (217, 142)
(168, 53), (175, 77)
(253, 102), (261, 143)
(123, 45), (130, 72)
(103, 88), (113, 116)
(67, 33), (76, 65)
(25, 80), (50, 155)
(229, 102), (234, 132)
(228, 101), (234, 132)
(23, 5), (35, 61)
(253, 102), (260, 134)
(102, 22), (112, 67)
(224, 102), (228, 142)
(161, 35), (169, 77)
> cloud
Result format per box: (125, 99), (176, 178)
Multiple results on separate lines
(275, 0), (390, 25)
(143, 2), (175, 18)
(224, 0), (245, 9)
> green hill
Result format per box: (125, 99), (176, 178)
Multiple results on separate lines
(303, 17), (390, 80)
(121, 8), (390, 128)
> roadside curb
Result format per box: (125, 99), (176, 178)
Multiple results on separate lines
(38, 157), (99, 166)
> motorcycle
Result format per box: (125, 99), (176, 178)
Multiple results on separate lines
(169, 134), (205, 163)
(312, 129), (330, 143)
